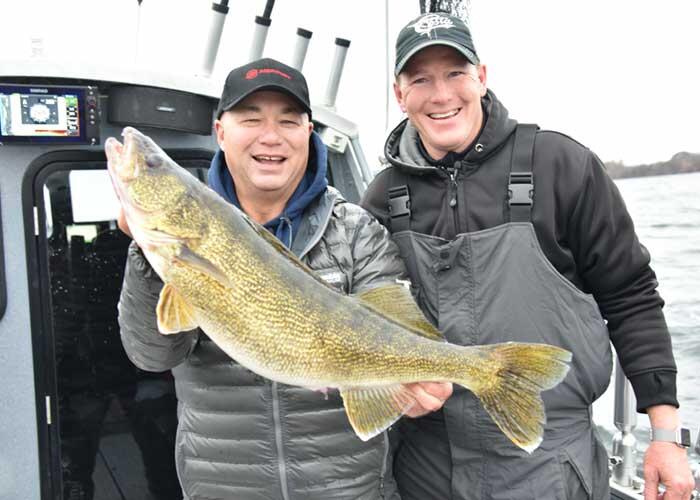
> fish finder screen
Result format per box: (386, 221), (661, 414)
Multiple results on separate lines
(0, 84), (88, 143)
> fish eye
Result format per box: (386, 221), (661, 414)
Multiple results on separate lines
(145, 154), (162, 168)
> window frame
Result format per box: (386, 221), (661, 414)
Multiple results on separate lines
(21, 148), (212, 499)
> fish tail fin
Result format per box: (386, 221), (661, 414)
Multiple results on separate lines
(466, 342), (571, 454)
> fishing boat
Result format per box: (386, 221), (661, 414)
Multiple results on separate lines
(0, 1), (697, 499)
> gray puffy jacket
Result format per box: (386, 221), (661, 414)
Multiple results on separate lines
(118, 186), (406, 500)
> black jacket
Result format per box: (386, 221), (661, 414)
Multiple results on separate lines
(361, 90), (677, 411)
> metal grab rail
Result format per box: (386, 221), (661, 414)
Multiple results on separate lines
(693, 432), (700, 498)
(610, 358), (638, 488)
(0, 190), (6, 320)
(609, 359), (699, 499)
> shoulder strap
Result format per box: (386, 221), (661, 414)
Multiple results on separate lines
(508, 124), (538, 222)
(386, 167), (412, 233)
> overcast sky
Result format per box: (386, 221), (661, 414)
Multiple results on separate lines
(2, 0), (698, 166)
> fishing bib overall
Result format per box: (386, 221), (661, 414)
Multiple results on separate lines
(386, 125), (612, 500)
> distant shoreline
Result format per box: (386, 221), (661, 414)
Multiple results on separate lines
(605, 152), (700, 179)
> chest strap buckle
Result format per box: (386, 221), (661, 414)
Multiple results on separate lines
(388, 185), (411, 219)
(508, 172), (534, 206)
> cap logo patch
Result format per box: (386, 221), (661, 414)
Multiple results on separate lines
(410, 13), (454, 37)
(245, 68), (292, 80)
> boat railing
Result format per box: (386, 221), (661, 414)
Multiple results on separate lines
(610, 358), (700, 498)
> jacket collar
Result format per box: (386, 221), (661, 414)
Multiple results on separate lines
(290, 186), (343, 259)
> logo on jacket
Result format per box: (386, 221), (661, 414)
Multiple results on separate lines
(410, 13), (455, 37)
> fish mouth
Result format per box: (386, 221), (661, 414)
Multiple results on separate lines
(106, 127), (141, 184)
(105, 128), (154, 227)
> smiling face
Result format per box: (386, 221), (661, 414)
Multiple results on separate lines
(214, 90), (313, 210)
(394, 45), (487, 160)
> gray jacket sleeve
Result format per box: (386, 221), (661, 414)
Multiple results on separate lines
(343, 202), (408, 294)
(118, 241), (199, 372)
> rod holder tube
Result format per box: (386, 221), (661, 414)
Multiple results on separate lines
(613, 358), (637, 432)
(611, 358), (638, 488)
(291, 28), (312, 71)
(693, 432), (700, 496)
(249, 16), (271, 62)
(201, 1), (230, 77)
(323, 38), (351, 110)
(611, 431), (637, 487)
(262, 0), (275, 19)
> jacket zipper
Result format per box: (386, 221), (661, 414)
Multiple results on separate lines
(445, 167), (461, 235)
(379, 432), (390, 499)
(271, 382), (291, 500)
(299, 193), (337, 260)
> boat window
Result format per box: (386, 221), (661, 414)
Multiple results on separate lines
(327, 149), (361, 203)
(38, 161), (208, 500)
(69, 170), (122, 223)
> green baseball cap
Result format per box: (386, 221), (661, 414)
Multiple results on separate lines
(395, 12), (480, 76)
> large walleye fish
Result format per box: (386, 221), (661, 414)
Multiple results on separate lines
(106, 127), (571, 453)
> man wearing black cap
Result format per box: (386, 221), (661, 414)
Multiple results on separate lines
(362, 12), (694, 500)
(117, 57), (450, 499)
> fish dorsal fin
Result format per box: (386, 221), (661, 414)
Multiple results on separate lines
(357, 284), (444, 341)
(340, 384), (417, 441)
(156, 283), (199, 334)
(238, 210), (338, 292)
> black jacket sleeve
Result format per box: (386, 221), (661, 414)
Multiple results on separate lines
(565, 150), (677, 411)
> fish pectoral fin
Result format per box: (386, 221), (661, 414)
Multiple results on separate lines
(172, 246), (233, 290)
(156, 284), (199, 334)
(340, 384), (417, 441)
(137, 227), (190, 254)
(356, 284), (444, 341)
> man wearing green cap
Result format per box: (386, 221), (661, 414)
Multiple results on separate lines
(362, 11), (695, 500)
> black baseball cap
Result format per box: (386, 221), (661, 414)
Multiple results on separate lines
(395, 12), (479, 76)
(216, 58), (312, 119)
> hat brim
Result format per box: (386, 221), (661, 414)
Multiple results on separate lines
(217, 84), (312, 119)
(395, 40), (479, 76)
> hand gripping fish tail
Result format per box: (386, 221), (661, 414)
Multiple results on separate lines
(107, 127), (571, 454)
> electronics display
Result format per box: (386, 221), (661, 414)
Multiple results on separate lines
(0, 84), (99, 144)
